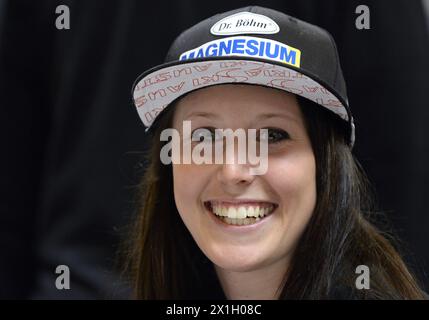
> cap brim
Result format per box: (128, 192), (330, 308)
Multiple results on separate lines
(132, 56), (354, 146)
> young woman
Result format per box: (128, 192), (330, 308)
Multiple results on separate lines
(125, 6), (426, 299)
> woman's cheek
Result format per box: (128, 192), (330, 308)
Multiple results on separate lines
(266, 152), (316, 213)
(172, 164), (207, 220)
(173, 164), (194, 199)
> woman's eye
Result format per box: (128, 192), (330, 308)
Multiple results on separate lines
(191, 127), (218, 142)
(258, 128), (290, 144)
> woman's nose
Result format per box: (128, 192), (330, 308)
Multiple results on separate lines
(216, 162), (256, 187)
(215, 135), (259, 186)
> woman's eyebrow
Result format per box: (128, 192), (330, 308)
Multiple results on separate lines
(183, 111), (221, 120)
(256, 112), (299, 124)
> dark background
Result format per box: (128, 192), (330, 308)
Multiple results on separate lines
(0, 0), (428, 299)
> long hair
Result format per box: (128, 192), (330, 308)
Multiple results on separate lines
(123, 91), (426, 299)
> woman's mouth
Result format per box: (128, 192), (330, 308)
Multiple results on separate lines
(203, 200), (278, 226)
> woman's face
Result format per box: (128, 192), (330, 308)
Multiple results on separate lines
(172, 84), (316, 272)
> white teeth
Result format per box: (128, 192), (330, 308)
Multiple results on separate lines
(225, 217), (246, 225)
(218, 216), (262, 226)
(227, 207), (237, 219)
(210, 203), (275, 221)
(237, 207), (247, 219)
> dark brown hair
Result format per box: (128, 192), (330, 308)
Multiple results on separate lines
(123, 89), (426, 299)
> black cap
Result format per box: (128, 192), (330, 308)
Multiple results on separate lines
(132, 6), (355, 146)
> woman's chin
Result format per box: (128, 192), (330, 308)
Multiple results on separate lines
(206, 247), (268, 272)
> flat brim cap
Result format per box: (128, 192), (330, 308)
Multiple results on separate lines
(132, 6), (355, 146)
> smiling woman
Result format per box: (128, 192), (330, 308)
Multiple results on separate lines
(171, 85), (317, 299)
(124, 6), (427, 299)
